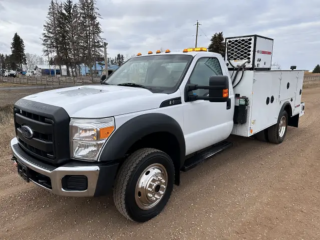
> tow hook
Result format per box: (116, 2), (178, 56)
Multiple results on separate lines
(11, 156), (18, 167)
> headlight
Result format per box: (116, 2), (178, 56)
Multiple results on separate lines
(70, 118), (115, 161)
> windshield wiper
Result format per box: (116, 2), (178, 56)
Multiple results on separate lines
(117, 83), (147, 89)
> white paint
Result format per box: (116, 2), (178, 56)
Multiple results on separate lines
(21, 51), (304, 157)
(231, 70), (304, 137)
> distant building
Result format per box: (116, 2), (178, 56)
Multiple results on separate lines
(34, 65), (68, 76)
(80, 62), (119, 76)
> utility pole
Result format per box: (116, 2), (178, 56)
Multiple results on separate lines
(195, 20), (201, 48)
(104, 42), (108, 78)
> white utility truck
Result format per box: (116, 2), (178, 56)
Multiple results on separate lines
(11, 35), (305, 222)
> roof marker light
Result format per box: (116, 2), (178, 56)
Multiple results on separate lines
(183, 47), (208, 53)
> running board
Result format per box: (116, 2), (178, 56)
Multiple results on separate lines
(181, 141), (232, 172)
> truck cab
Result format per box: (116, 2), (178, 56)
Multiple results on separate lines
(10, 37), (305, 222)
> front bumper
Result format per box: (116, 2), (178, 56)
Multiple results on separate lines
(11, 137), (118, 197)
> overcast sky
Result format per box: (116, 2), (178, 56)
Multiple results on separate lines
(0, 0), (319, 71)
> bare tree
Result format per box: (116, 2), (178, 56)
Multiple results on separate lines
(25, 53), (38, 70)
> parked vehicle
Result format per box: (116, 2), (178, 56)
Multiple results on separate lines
(25, 70), (35, 76)
(8, 70), (17, 77)
(10, 35), (305, 222)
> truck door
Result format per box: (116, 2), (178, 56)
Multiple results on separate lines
(182, 57), (234, 155)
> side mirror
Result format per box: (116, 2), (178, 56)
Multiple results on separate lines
(185, 76), (229, 102)
(100, 74), (107, 84)
(208, 76), (229, 102)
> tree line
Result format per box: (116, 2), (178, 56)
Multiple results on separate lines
(42, 0), (104, 77)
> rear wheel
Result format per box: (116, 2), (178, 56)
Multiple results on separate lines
(268, 110), (288, 144)
(113, 148), (174, 222)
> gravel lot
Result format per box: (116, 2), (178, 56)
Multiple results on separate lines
(0, 86), (320, 239)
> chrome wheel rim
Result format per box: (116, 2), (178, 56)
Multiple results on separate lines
(278, 115), (287, 138)
(135, 163), (168, 210)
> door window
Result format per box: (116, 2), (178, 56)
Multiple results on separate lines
(189, 57), (223, 96)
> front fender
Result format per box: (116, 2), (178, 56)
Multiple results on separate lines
(99, 113), (186, 168)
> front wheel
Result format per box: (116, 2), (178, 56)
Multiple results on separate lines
(268, 110), (288, 144)
(113, 148), (175, 222)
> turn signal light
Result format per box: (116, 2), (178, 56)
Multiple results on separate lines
(148, 51), (153, 54)
(223, 89), (229, 98)
(100, 126), (115, 139)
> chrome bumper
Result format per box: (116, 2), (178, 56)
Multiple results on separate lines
(11, 137), (100, 197)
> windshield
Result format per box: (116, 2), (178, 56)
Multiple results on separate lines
(105, 54), (193, 93)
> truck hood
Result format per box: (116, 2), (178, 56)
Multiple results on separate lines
(23, 85), (170, 118)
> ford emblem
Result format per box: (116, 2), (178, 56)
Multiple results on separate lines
(21, 125), (34, 139)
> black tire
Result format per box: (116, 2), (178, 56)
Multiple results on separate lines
(113, 148), (175, 222)
(268, 110), (288, 144)
(254, 129), (268, 142)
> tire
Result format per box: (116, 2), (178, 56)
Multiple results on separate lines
(113, 148), (175, 222)
(268, 110), (288, 144)
(254, 129), (268, 142)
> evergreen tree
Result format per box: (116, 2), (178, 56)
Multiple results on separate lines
(79, 0), (104, 78)
(208, 32), (225, 57)
(42, 0), (62, 72)
(11, 33), (26, 69)
(3, 55), (16, 70)
(70, 2), (82, 75)
(42, 0), (104, 77)
(312, 64), (320, 73)
(49, 57), (55, 65)
(116, 54), (124, 66)
(56, 2), (71, 75)
(0, 54), (5, 69)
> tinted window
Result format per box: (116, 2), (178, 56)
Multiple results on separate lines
(189, 58), (223, 96)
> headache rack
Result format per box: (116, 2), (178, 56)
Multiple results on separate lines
(225, 35), (274, 71)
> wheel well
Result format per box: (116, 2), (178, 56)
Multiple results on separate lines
(126, 132), (181, 185)
(284, 103), (299, 127)
(284, 104), (292, 117)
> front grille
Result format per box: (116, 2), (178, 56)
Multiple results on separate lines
(14, 108), (55, 162)
(14, 99), (70, 165)
(18, 138), (54, 159)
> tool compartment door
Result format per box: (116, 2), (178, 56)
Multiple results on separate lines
(250, 71), (281, 134)
(294, 71), (304, 116)
(279, 71), (302, 117)
(279, 71), (299, 101)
